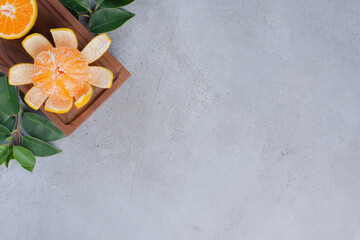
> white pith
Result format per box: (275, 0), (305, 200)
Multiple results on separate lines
(0, 3), (15, 18)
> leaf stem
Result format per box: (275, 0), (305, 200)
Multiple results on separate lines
(78, 13), (91, 18)
(11, 88), (23, 146)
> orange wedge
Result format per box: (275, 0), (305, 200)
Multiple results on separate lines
(9, 63), (34, 85)
(22, 33), (53, 59)
(75, 83), (93, 108)
(0, 0), (38, 39)
(50, 28), (78, 49)
(81, 34), (111, 64)
(24, 86), (48, 110)
(45, 96), (73, 114)
(88, 66), (113, 88)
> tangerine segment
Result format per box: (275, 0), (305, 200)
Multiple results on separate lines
(81, 33), (111, 64)
(9, 63), (34, 85)
(75, 83), (93, 109)
(22, 33), (53, 59)
(25, 86), (48, 110)
(0, 0), (37, 39)
(50, 28), (78, 49)
(88, 66), (113, 88)
(45, 96), (73, 114)
(33, 47), (89, 100)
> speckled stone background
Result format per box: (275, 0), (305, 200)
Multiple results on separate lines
(1, 0), (360, 239)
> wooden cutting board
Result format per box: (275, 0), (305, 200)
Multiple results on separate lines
(0, 0), (131, 135)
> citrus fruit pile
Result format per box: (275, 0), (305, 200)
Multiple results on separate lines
(9, 28), (113, 113)
(0, 0), (37, 39)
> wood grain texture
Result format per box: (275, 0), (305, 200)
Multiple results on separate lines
(0, 0), (130, 135)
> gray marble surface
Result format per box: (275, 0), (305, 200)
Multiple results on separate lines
(1, 0), (360, 239)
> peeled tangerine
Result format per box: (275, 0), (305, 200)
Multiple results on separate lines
(9, 28), (113, 114)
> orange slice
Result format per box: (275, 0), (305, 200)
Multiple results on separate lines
(81, 34), (111, 64)
(50, 28), (78, 49)
(75, 83), (93, 108)
(24, 86), (48, 110)
(22, 33), (53, 59)
(0, 0), (38, 39)
(9, 63), (34, 85)
(45, 96), (73, 114)
(88, 66), (113, 88)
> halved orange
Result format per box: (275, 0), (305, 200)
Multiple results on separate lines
(0, 0), (38, 39)
(9, 29), (114, 114)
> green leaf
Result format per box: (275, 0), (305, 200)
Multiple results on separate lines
(65, 7), (80, 18)
(19, 91), (26, 103)
(4, 148), (13, 168)
(95, 0), (135, 8)
(89, 8), (135, 34)
(21, 165), (35, 172)
(13, 145), (36, 168)
(0, 144), (9, 166)
(22, 113), (66, 142)
(0, 111), (9, 123)
(0, 76), (20, 115)
(0, 124), (11, 144)
(59, 0), (91, 12)
(2, 117), (16, 131)
(0, 111), (16, 131)
(5, 136), (13, 142)
(21, 136), (62, 157)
